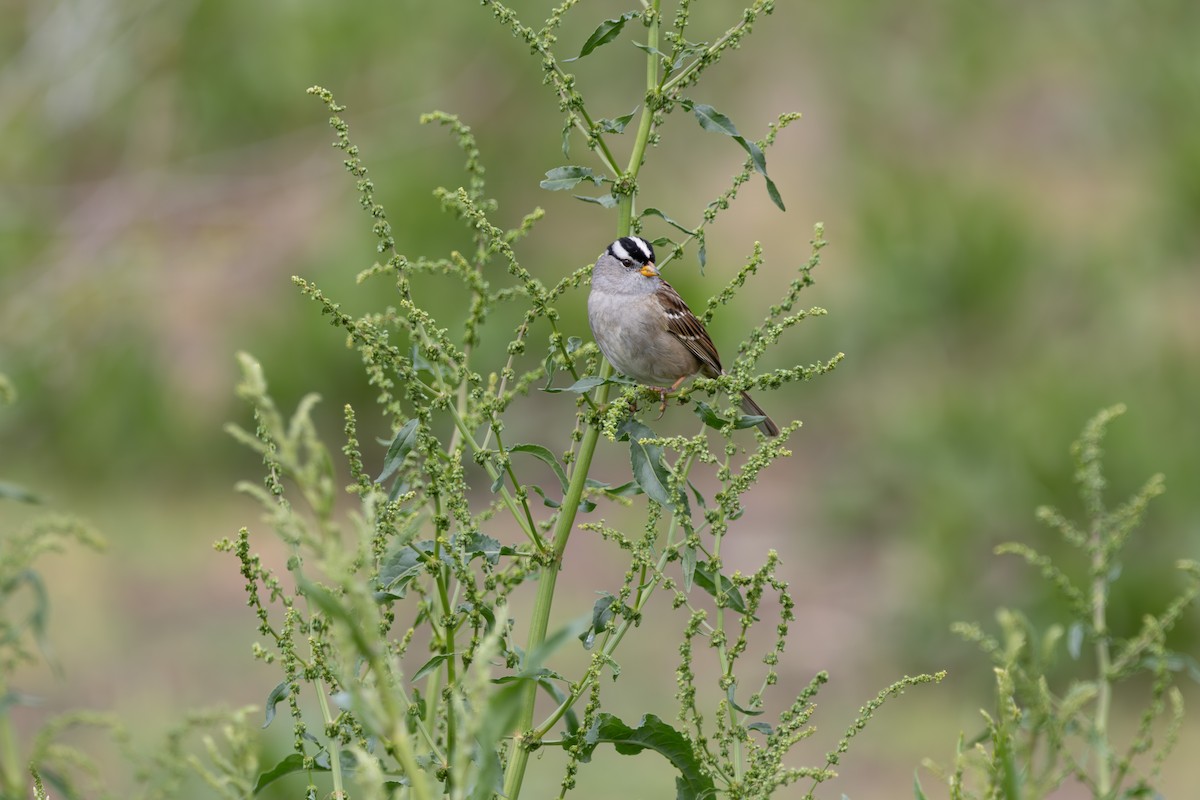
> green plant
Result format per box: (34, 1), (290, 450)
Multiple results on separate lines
(217, 2), (944, 799)
(0, 373), (119, 800)
(1, 380), (264, 800)
(919, 405), (1200, 800)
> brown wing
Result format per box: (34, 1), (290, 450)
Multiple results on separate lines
(655, 279), (724, 376)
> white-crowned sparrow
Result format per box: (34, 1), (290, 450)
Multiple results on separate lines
(587, 235), (780, 437)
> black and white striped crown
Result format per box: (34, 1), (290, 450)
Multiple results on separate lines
(606, 236), (656, 266)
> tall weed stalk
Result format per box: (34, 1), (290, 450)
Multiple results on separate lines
(920, 405), (1200, 800)
(220, 2), (941, 798)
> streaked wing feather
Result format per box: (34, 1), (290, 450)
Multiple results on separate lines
(656, 281), (723, 375)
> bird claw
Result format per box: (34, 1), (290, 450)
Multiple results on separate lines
(643, 379), (685, 420)
(655, 389), (669, 419)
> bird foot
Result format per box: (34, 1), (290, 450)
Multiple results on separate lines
(642, 378), (688, 420)
(654, 388), (670, 419)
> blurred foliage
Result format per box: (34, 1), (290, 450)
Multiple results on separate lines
(0, 380), (116, 799)
(922, 406), (1200, 799)
(1, 1), (1199, 794)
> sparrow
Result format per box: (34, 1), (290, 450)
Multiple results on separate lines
(587, 235), (779, 436)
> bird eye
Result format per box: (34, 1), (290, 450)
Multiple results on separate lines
(621, 258), (634, 267)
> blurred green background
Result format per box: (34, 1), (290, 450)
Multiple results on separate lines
(3, 0), (1198, 796)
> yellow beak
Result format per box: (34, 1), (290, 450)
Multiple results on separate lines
(640, 262), (658, 278)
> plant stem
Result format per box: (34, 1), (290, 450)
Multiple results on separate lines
(434, 561), (459, 780)
(502, 7), (662, 797)
(624, 29), (659, 195)
(501, 360), (614, 800)
(0, 678), (23, 799)
(314, 682), (346, 798)
(532, 448), (697, 738)
(711, 447), (742, 783)
(363, 642), (435, 800)
(1092, 521), (1113, 797)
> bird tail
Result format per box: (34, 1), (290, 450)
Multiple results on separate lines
(739, 391), (780, 437)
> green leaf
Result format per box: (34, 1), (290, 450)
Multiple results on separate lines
(376, 541), (435, 600)
(262, 682), (290, 729)
(747, 721), (773, 736)
(530, 614), (593, 670)
(1067, 621), (1084, 660)
(387, 475), (411, 502)
(511, 442), (581, 508)
(530, 477), (596, 511)
(543, 339), (600, 395)
(764, 175), (785, 212)
(686, 101), (740, 137)
(1183, 654), (1200, 684)
(490, 666), (567, 686)
(682, 100), (786, 211)
(617, 420), (675, 511)
(671, 40), (710, 71)
(692, 400), (727, 430)
(600, 480), (641, 498)
(633, 38), (710, 73)
(695, 397), (767, 432)
(913, 769), (930, 800)
(726, 682), (763, 716)
(471, 619), (591, 800)
(574, 192), (619, 208)
(681, 544), (697, 592)
(565, 11), (640, 61)
(630, 41), (670, 60)
(543, 342), (563, 390)
(692, 564), (750, 616)
(410, 344), (436, 375)
(543, 375), (614, 394)
(530, 485), (561, 509)
(598, 107), (639, 134)
(412, 653), (453, 682)
(641, 207), (694, 237)
(453, 532), (514, 565)
(297, 577), (375, 658)
(491, 670), (580, 735)
(736, 413), (768, 430)
(377, 419), (418, 483)
(742, 137), (769, 179)
(0, 691), (39, 716)
(579, 713), (715, 800)
(313, 748), (359, 772)
(540, 165), (604, 191)
(579, 594), (618, 650)
(458, 602), (496, 635)
(471, 680), (523, 800)
(538, 676), (580, 735)
(12, 569), (57, 671)
(510, 443), (569, 493)
(0, 480), (39, 504)
(254, 753), (314, 794)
